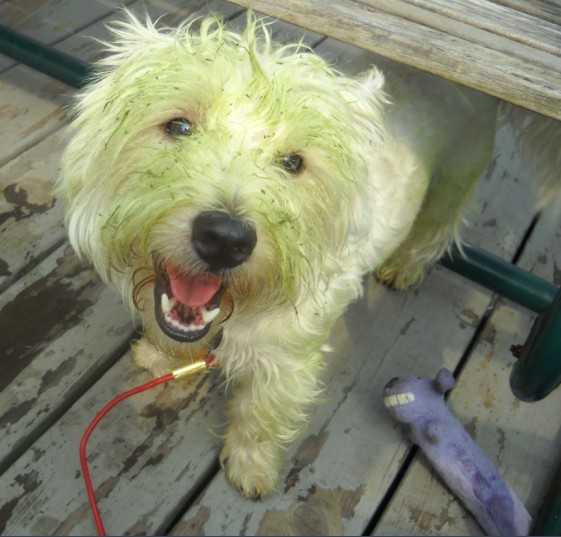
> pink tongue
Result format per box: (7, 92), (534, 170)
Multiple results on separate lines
(167, 267), (221, 307)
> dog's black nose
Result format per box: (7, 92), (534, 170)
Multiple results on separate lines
(192, 211), (257, 270)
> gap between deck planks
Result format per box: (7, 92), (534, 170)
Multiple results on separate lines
(1, 1), (560, 535)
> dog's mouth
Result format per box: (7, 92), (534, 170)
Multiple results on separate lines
(154, 263), (226, 342)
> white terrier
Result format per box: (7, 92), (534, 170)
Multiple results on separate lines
(57, 12), (560, 498)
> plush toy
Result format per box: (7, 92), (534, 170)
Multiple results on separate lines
(384, 368), (531, 536)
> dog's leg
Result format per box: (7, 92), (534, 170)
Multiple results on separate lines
(132, 337), (173, 378)
(374, 72), (501, 290)
(376, 170), (482, 290)
(220, 350), (323, 499)
(378, 114), (499, 290)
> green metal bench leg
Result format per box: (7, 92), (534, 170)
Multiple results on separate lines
(440, 243), (557, 314)
(510, 287), (561, 402)
(441, 243), (561, 401)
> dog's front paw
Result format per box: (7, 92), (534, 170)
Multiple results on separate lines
(220, 439), (281, 500)
(376, 259), (426, 291)
(132, 338), (172, 378)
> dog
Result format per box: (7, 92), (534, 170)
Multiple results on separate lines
(57, 11), (560, 499)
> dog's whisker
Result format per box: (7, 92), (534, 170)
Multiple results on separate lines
(132, 267), (156, 312)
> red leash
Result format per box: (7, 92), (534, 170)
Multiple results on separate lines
(79, 356), (214, 536)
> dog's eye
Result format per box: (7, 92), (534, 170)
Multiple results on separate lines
(279, 154), (304, 175)
(164, 118), (194, 137)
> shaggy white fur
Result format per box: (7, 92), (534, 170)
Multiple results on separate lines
(57, 11), (561, 499)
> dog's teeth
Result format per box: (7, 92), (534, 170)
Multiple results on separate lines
(167, 317), (198, 333)
(201, 307), (220, 324)
(161, 293), (172, 314)
(163, 306), (218, 335)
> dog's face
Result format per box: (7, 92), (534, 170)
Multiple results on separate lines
(59, 14), (389, 349)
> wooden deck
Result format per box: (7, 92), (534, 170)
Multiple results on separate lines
(1, 1), (560, 535)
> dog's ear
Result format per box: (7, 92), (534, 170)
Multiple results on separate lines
(339, 66), (387, 129)
(354, 66), (387, 104)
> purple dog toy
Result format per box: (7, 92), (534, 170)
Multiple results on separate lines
(384, 368), (531, 536)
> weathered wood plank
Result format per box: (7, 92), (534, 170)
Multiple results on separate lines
(0, 242), (135, 475)
(168, 39), (545, 536)
(227, 0), (561, 121)
(495, 0), (561, 24)
(363, 0), (561, 65)
(373, 205), (561, 536)
(0, 132), (66, 289)
(0, 65), (70, 168)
